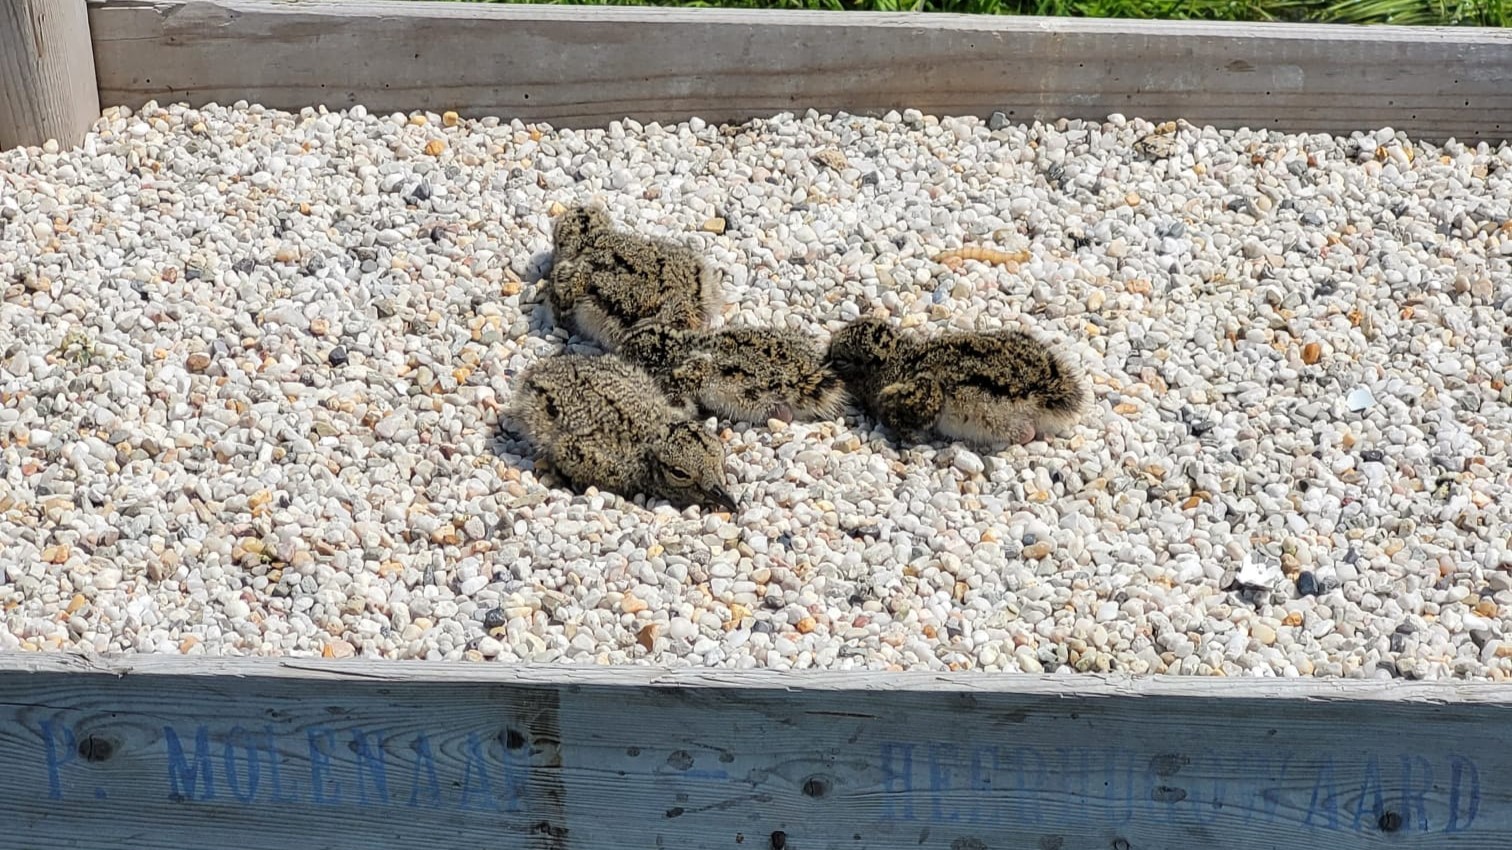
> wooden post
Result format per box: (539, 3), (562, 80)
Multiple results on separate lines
(3, 654), (1512, 849)
(86, 1), (1512, 142)
(0, 0), (100, 150)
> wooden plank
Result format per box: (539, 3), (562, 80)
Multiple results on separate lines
(0, 0), (101, 149)
(86, 0), (1512, 142)
(2, 654), (1510, 849)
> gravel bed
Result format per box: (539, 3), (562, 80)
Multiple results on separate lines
(2, 101), (1510, 679)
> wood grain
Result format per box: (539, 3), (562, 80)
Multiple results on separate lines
(2, 653), (1510, 849)
(86, 0), (1512, 142)
(0, 0), (101, 149)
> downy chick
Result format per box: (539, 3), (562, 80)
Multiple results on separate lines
(826, 317), (1087, 447)
(545, 204), (722, 350)
(619, 321), (846, 424)
(508, 354), (737, 511)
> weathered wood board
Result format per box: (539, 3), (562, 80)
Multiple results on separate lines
(0, 0), (101, 149)
(2, 653), (1510, 849)
(86, 0), (1512, 142)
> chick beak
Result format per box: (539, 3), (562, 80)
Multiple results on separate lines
(706, 486), (738, 513)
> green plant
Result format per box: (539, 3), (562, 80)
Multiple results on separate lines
(56, 329), (96, 367)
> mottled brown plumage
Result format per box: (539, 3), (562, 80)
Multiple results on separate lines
(545, 205), (722, 350)
(509, 354), (736, 511)
(619, 321), (846, 425)
(826, 317), (1087, 447)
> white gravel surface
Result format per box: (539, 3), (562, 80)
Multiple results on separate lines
(2, 101), (1510, 679)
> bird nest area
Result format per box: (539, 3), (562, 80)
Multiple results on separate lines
(0, 101), (1509, 680)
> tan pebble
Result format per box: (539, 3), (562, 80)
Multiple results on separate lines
(1086, 290), (1106, 311)
(796, 617), (817, 634)
(636, 623), (659, 651)
(408, 114), (427, 126)
(42, 545), (70, 564)
(299, 201), (312, 215)
(547, 200), (567, 217)
(424, 139), (446, 156)
(442, 110), (460, 127)
(812, 149), (849, 170)
(1181, 495), (1202, 510)
(66, 593), (88, 614)
(309, 317), (329, 337)
(1114, 402), (1140, 416)
(621, 593), (648, 614)
(146, 555), (171, 582)
(324, 639), (357, 659)
(1384, 540), (1404, 556)
(1475, 599), (1499, 618)
(727, 603), (750, 627)
(1282, 611), (1303, 626)
(1497, 644), (1512, 659)
(1302, 342), (1322, 365)
(501, 281), (522, 297)
(1023, 541), (1053, 559)
(980, 529), (997, 543)
(275, 246), (299, 263)
(701, 217), (727, 234)
(185, 352), (211, 373)
(1125, 192), (1142, 206)
(767, 418), (788, 432)
(645, 543), (664, 559)
(1125, 279), (1152, 295)
(179, 636), (200, 653)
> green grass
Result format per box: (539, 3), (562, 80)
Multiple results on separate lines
(428, 0), (1510, 25)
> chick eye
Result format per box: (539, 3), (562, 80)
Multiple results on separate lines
(666, 468), (693, 484)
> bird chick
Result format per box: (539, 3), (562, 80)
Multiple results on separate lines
(619, 321), (846, 424)
(545, 204), (721, 350)
(550, 204), (614, 261)
(826, 317), (1087, 447)
(508, 354), (736, 512)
